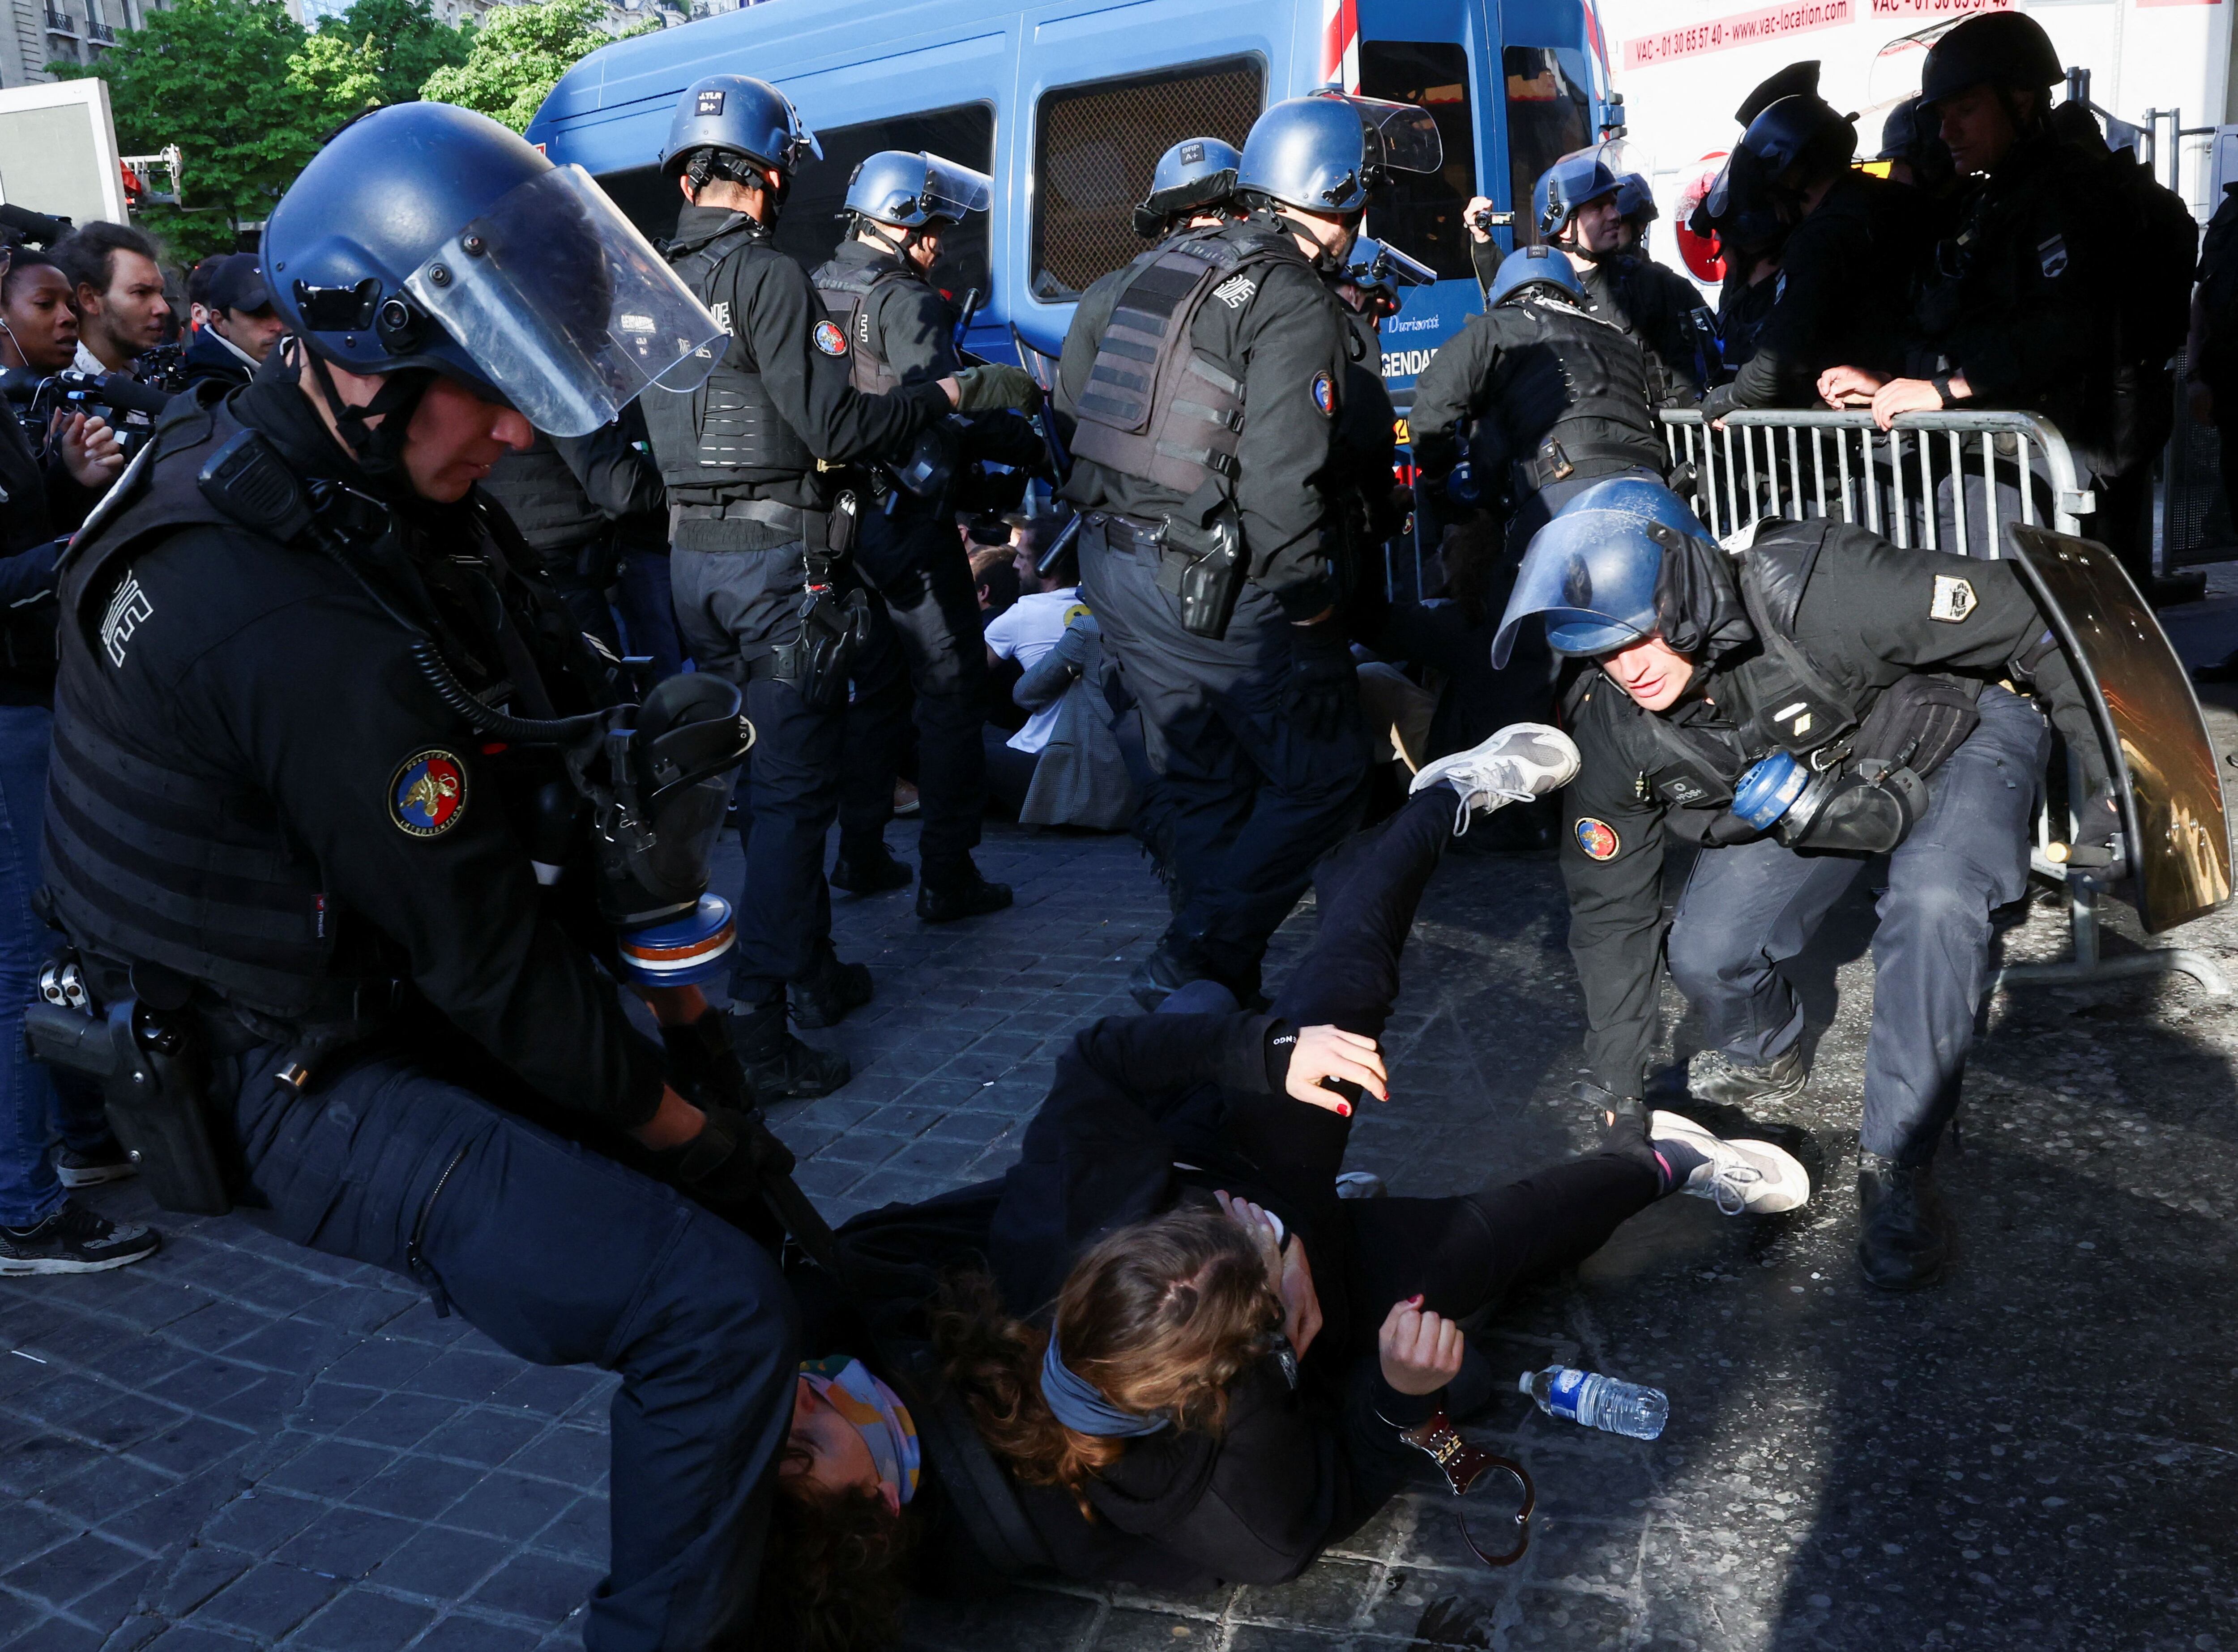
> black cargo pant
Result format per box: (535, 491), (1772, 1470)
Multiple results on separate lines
(671, 537), (846, 1004)
(226, 1041), (798, 1652)
(1080, 513), (1371, 998)
(833, 506), (989, 882)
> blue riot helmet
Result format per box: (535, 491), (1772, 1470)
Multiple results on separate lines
(661, 73), (820, 178)
(845, 149), (993, 228)
(1486, 244), (1584, 307)
(1346, 235), (1436, 290)
(1133, 137), (1243, 238)
(1533, 149), (1619, 240)
(264, 102), (725, 447)
(1613, 173), (1658, 226)
(1559, 474), (1708, 540)
(1493, 506), (1668, 668)
(1236, 90), (1443, 219)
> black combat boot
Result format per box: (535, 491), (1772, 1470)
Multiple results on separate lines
(916, 858), (1012, 924)
(1127, 943), (1200, 1012)
(791, 942), (872, 1030)
(727, 999), (850, 1101)
(829, 840), (912, 895)
(1688, 1044), (1810, 1110)
(1856, 1153), (1953, 1290)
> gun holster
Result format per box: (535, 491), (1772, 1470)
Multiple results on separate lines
(1156, 489), (1245, 640)
(25, 986), (231, 1216)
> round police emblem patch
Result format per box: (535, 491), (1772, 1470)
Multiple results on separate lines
(813, 320), (848, 356)
(1575, 817), (1619, 861)
(1310, 371), (1335, 416)
(390, 750), (467, 838)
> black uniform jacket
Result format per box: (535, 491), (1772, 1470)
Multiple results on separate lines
(179, 325), (256, 392)
(1703, 171), (1916, 415)
(1557, 520), (2095, 1096)
(668, 204), (949, 508)
(1464, 246), (1711, 406)
(68, 358), (666, 1127)
(1905, 135), (2111, 444)
(1056, 217), (1352, 619)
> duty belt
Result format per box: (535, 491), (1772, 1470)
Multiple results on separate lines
(670, 495), (834, 550)
(1084, 511), (1166, 549)
(1517, 440), (1659, 493)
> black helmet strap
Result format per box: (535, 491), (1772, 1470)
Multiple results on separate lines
(685, 148), (789, 218)
(305, 350), (437, 483)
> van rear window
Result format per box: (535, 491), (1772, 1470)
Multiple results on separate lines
(1032, 58), (1264, 303)
(1358, 40), (1482, 283)
(1501, 46), (1591, 242)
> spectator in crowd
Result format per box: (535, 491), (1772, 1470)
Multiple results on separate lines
(184, 254), (223, 334)
(179, 253), (286, 390)
(0, 249), (81, 374)
(981, 520), (1083, 810)
(971, 541), (1021, 616)
(52, 222), (171, 376)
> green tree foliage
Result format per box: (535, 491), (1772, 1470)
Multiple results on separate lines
(316, 0), (474, 112)
(421, 0), (646, 134)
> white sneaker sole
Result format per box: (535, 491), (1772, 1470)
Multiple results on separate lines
(1651, 1110), (1811, 1216)
(0, 1242), (159, 1275)
(56, 1161), (139, 1189)
(1410, 721), (1582, 802)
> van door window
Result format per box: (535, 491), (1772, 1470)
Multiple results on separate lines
(1033, 58), (1263, 302)
(1358, 40), (1479, 282)
(1501, 46), (1591, 242)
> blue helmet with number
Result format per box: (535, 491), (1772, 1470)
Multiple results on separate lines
(1533, 150), (1619, 239)
(1237, 90), (1443, 218)
(844, 149), (993, 228)
(1487, 244), (1585, 307)
(661, 74), (821, 177)
(1134, 137), (1243, 237)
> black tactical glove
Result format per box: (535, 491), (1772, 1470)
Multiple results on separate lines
(654, 1102), (795, 1251)
(1283, 617), (1356, 743)
(952, 363), (1042, 414)
(660, 1011), (752, 1112)
(1569, 1076), (1646, 1131)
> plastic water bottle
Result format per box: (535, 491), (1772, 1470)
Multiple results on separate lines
(1520, 1366), (1669, 1440)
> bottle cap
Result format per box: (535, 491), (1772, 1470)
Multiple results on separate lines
(1517, 1370), (1536, 1394)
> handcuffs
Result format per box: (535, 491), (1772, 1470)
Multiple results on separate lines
(1382, 1406), (1536, 1567)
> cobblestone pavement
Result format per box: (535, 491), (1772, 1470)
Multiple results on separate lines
(7, 713), (2238, 1650)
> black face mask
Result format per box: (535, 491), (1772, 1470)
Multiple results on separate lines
(1647, 522), (1753, 662)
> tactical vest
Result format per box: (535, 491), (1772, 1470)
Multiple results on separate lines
(812, 258), (919, 397)
(44, 396), (350, 1022)
(642, 218), (817, 492)
(1482, 299), (1665, 491)
(1068, 231), (1293, 501)
(479, 435), (600, 570)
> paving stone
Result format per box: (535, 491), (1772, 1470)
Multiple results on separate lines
(406, 1615), (545, 1652)
(366, 1527), (513, 1601)
(466, 1552), (606, 1625)
(288, 1588), (438, 1651)
(193, 1562), (338, 1638)
(1, 1532), (147, 1613)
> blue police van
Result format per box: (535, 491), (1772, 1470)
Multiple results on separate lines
(526, 0), (1615, 406)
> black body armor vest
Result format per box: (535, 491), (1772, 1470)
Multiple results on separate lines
(1474, 299), (1666, 491)
(643, 218), (817, 493)
(45, 399), (350, 1022)
(1069, 231), (1291, 500)
(480, 435), (599, 570)
(811, 258), (918, 396)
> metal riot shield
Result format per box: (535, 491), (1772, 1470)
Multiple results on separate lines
(2003, 523), (2233, 932)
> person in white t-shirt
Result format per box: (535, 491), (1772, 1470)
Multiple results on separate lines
(981, 521), (1085, 811)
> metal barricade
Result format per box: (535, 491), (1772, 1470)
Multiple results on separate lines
(1659, 406), (2229, 1001)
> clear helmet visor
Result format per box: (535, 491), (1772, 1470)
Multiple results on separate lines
(402, 164), (726, 439)
(918, 152), (994, 220)
(1311, 90), (1444, 177)
(1348, 235), (1437, 289)
(1492, 507), (1667, 668)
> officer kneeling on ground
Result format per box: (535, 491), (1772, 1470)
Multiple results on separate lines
(37, 104), (803, 1647)
(1499, 479), (2112, 1289)
(1056, 92), (1443, 1009)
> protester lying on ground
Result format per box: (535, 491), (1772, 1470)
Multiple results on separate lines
(753, 724), (1812, 1647)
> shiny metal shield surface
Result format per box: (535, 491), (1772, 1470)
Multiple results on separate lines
(2005, 524), (2233, 933)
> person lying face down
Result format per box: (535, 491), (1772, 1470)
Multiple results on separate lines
(756, 726), (1812, 1649)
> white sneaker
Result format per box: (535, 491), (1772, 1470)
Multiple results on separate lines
(1409, 722), (1581, 832)
(1649, 1110), (1812, 1216)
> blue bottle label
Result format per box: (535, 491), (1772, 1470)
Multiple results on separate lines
(1546, 1367), (1591, 1422)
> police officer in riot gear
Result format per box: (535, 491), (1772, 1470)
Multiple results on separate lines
(1698, 93), (1914, 417)
(1056, 91), (1442, 1008)
(1819, 15), (2108, 455)
(1501, 478), (2114, 1289)
(1611, 171), (1657, 253)
(37, 102), (803, 1645)
(1879, 95), (1958, 201)
(811, 149), (1038, 918)
(643, 76), (1040, 1089)
(1409, 243), (1664, 555)
(1470, 152), (1714, 406)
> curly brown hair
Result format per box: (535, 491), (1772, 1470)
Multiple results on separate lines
(749, 1477), (914, 1652)
(931, 1204), (1283, 1516)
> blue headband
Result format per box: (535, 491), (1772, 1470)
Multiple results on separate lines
(1039, 1334), (1169, 1439)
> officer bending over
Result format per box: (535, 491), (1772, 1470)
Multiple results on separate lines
(1499, 478), (2109, 1290)
(811, 149), (1040, 918)
(1409, 243), (1664, 557)
(644, 77), (1039, 1094)
(1471, 153), (1713, 406)
(1057, 93), (1443, 1008)
(40, 105), (801, 1645)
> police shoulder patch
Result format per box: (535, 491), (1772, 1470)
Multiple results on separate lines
(390, 750), (468, 838)
(812, 319), (849, 356)
(1575, 817), (1620, 861)
(1311, 371), (1336, 416)
(1929, 573), (1977, 623)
